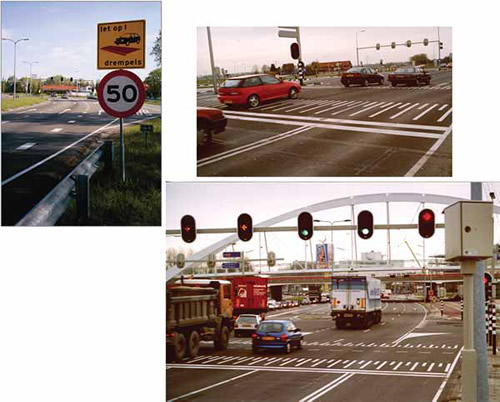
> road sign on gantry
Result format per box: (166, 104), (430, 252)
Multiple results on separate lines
(98, 70), (145, 118)
(98, 20), (146, 69)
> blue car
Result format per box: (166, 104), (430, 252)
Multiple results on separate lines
(251, 320), (303, 354)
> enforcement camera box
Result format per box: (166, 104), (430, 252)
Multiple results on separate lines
(443, 201), (493, 261)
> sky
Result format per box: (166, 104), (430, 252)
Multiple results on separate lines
(1, 1), (161, 82)
(166, 182), (500, 268)
(197, 27), (452, 76)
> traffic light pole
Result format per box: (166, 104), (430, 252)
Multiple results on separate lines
(461, 260), (477, 402)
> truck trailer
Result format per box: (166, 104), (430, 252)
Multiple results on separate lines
(166, 279), (234, 362)
(330, 276), (382, 329)
(230, 276), (268, 317)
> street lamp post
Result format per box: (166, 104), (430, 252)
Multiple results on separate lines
(356, 29), (366, 67)
(23, 61), (39, 96)
(314, 219), (351, 279)
(2, 37), (29, 99)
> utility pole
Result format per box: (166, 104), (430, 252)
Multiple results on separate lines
(2, 37), (29, 99)
(23, 61), (39, 96)
(437, 27), (441, 68)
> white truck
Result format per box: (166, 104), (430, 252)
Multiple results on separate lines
(330, 276), (382, 329)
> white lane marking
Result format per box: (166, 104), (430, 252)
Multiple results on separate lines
(188, 355), (210, 363)
(359, 360), (372, 369)
(201, 356), (226, 364)
(299, 101), (340, 114)
(258, 100), (295, 111)
(422, 363), (427, 367)
(68, 120), (76, 124)
(390, 103), (420, 119)
(279, 99), (325, 112)
(58, 108), (70, 115)
(444, 363), (451, 372)
(233, 357), (254, 365)
(217, 356), (240, 364)
(279, 358), (297, 366)
(393, 362), (403, 370)
(368, 102), (403, 118)
(299, 373), (355, 402)
(427, 363), (435, 372)
(412, 103), (439, 121)
(311, 359), (327, 367)
(15, 142), (36, 151)
(410, 363), (419, 371)
(166, 370), (258, 402)
(405, 124), (452, 177)
(98, 110), (103, 115)
(437, 107), (452, 122)
(343, 360), (357, 369)
(247, 357), (269, 366)
(438, 104), (448, 111)
(51, 128), (62, 132)
(392, 303), (428, 345)
(348, 101), (387, 116)
(405, 362), (411, 366)
(431, 349), (463, 402)
(263, 358), (282, 366)
(313, 100), (352, 114)
(398, 102), (411, 109)
(376, 361), (388, 370)
(438, 363), (443, 368)
(2, 121), (9, 124)
(418, 103), (429, 110)
(330, 101), (370, 116)
(327, 360), (342, 368)
(295, 358), (312, 367)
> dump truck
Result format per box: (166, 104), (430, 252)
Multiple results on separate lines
(166, 279), (234, 361)
(330, 276), (382, 329)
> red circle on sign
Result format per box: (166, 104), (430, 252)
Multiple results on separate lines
(98, 69), (145, 118)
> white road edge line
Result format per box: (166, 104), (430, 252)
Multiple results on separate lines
(299, 373), (354, 402)
(431, 347), (463, 402)
(166, 370), (258, 402)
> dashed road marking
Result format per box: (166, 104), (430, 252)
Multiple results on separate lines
(15, 142), (36, 150)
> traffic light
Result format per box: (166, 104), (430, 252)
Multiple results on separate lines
(406, 40), (412, 48)
(484, 272), (493, 300)
(180, 214), (196, 243)
(207, 253), (216, 268)
(439, 42), (443, 50)
(290, 42), (300, 60)
(423, 38), (429, 46)
(61, 77), (63, 82)
(418, 209), (435, 238)
(298, 212), (313, 240)
(267, 251), (276, 267)
(357, 210), (374, 239)
(391, 42), (396, 49)
(376, 43), (380, 50)
(176, 253), (185, 268)
(237, 213), (253, 242)
(70, 77), (73, 82)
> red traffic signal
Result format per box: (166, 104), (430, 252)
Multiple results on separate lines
(418, 209), (435, 238)
(357, 210), (374, 239)
(180, 215), (196, 243)
(298, 212), (313, 240)
(237, 213), (253, 242)
(484, 272), (493, 299)
(290, 42), (300, 60)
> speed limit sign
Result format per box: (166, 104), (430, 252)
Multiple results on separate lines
(98, 69), (145, 118)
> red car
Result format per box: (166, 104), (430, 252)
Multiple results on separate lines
(218, 74), (301, 108)
(197, 107), (227, 146)
(388, 67), (431, 87)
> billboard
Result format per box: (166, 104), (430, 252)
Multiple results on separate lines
(316, 244), (333, 268)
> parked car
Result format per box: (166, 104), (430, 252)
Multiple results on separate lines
(252, 320), (303, 354)
(61, 93), (68, 99)
(50, 92), (57, 98)
(197, 107), (227, 146)
(234, 314), (262, 337)
(388, 67), (431, 87)
(217, 74), (301, 108)
(114, 33), (141, 46)
(301, 298), (311, 305)
(341, 67), (384, 87)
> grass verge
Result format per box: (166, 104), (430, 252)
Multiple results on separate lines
(2, 95), (49, 111)
(145, 99), (161, 105)
(58, 117), (161, 226)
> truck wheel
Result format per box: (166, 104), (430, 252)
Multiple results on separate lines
(187, 330), (200, 358)
(214, 326), (230, 350)
(173, 332), (186, 361)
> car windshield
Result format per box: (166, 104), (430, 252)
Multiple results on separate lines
(395, 67), (416, 73)
(221, 79), (242, 88)
(345, 67), (363, 73)
(259, 322), (284, 333)
(237, 316), (257, 324)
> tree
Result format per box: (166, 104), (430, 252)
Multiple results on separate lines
(261, 64), (270, 73)
(150, 30), (161, 66)
(409, 53), (431, 66)
(144, 68), (161, 98)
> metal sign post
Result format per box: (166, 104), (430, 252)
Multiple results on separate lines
(120, 117), (125, 181)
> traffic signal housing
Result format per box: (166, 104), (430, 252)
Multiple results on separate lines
(357, 210), (374, 239)
(180, 214), (196, 243)
(237, 213), (253, 242)
(391, 42), (396, 49)
(423, 38), (429, 46)
(484, 272), (493, 300)
(290, 42), (300, 60)
(376, 43), (380, 50)
(298, 212), (313, 240)
(418, 209), (435, 238)
(439, 42), (443, 50)
(406, 40), (412, 48)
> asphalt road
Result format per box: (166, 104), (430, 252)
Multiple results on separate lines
(166, 301), (462, 402)
(197, 71), (452, 177)
(1, 98), (161, 225)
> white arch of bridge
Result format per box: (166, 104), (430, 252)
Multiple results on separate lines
(166, 193), (500, 281)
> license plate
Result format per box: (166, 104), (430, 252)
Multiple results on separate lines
(243, 324), (252, 328)
(262, 336), (274, 341)
(224, 100), (233, 104)
(346, 74), (354, 77)
(344, 313), (353, 317)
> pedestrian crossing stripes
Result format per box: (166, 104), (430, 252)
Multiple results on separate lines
(175, 355), (456, 375)
(224, 339), (460, 349)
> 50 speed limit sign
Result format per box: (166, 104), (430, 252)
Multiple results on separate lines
(98, 69), (145, 118)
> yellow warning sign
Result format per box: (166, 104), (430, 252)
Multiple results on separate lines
(97, 20), (145, 70)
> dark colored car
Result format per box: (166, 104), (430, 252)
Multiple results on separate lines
(252, 320), (303, 354)
(197, 107), (227, 146)
(50, 93), (57, 98)
(341, 67), (384, 87)
(114, 33), (141, 46)
(388, 67), (431, 87)
(61, 93), (68, 99)
(218, 74), (301, 108)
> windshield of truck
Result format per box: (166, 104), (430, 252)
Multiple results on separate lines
(258, 322), (283, 333)
(332, 278), (365, 290)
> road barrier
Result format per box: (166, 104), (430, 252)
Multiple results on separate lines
(16, 141), (113, 226)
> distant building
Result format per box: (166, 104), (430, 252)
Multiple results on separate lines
(42, 84), (76, 93)
(314, 61), (352, 73)
(361, 251), (384, 262)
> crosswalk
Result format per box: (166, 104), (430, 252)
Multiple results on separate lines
(225, 339), (460, 349)
(178, 354), (455, 374)
(197, 98), (452, 124)
(97, 108), (152, 116)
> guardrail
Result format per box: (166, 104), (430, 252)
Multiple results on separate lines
(16, 141), (113, 226)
